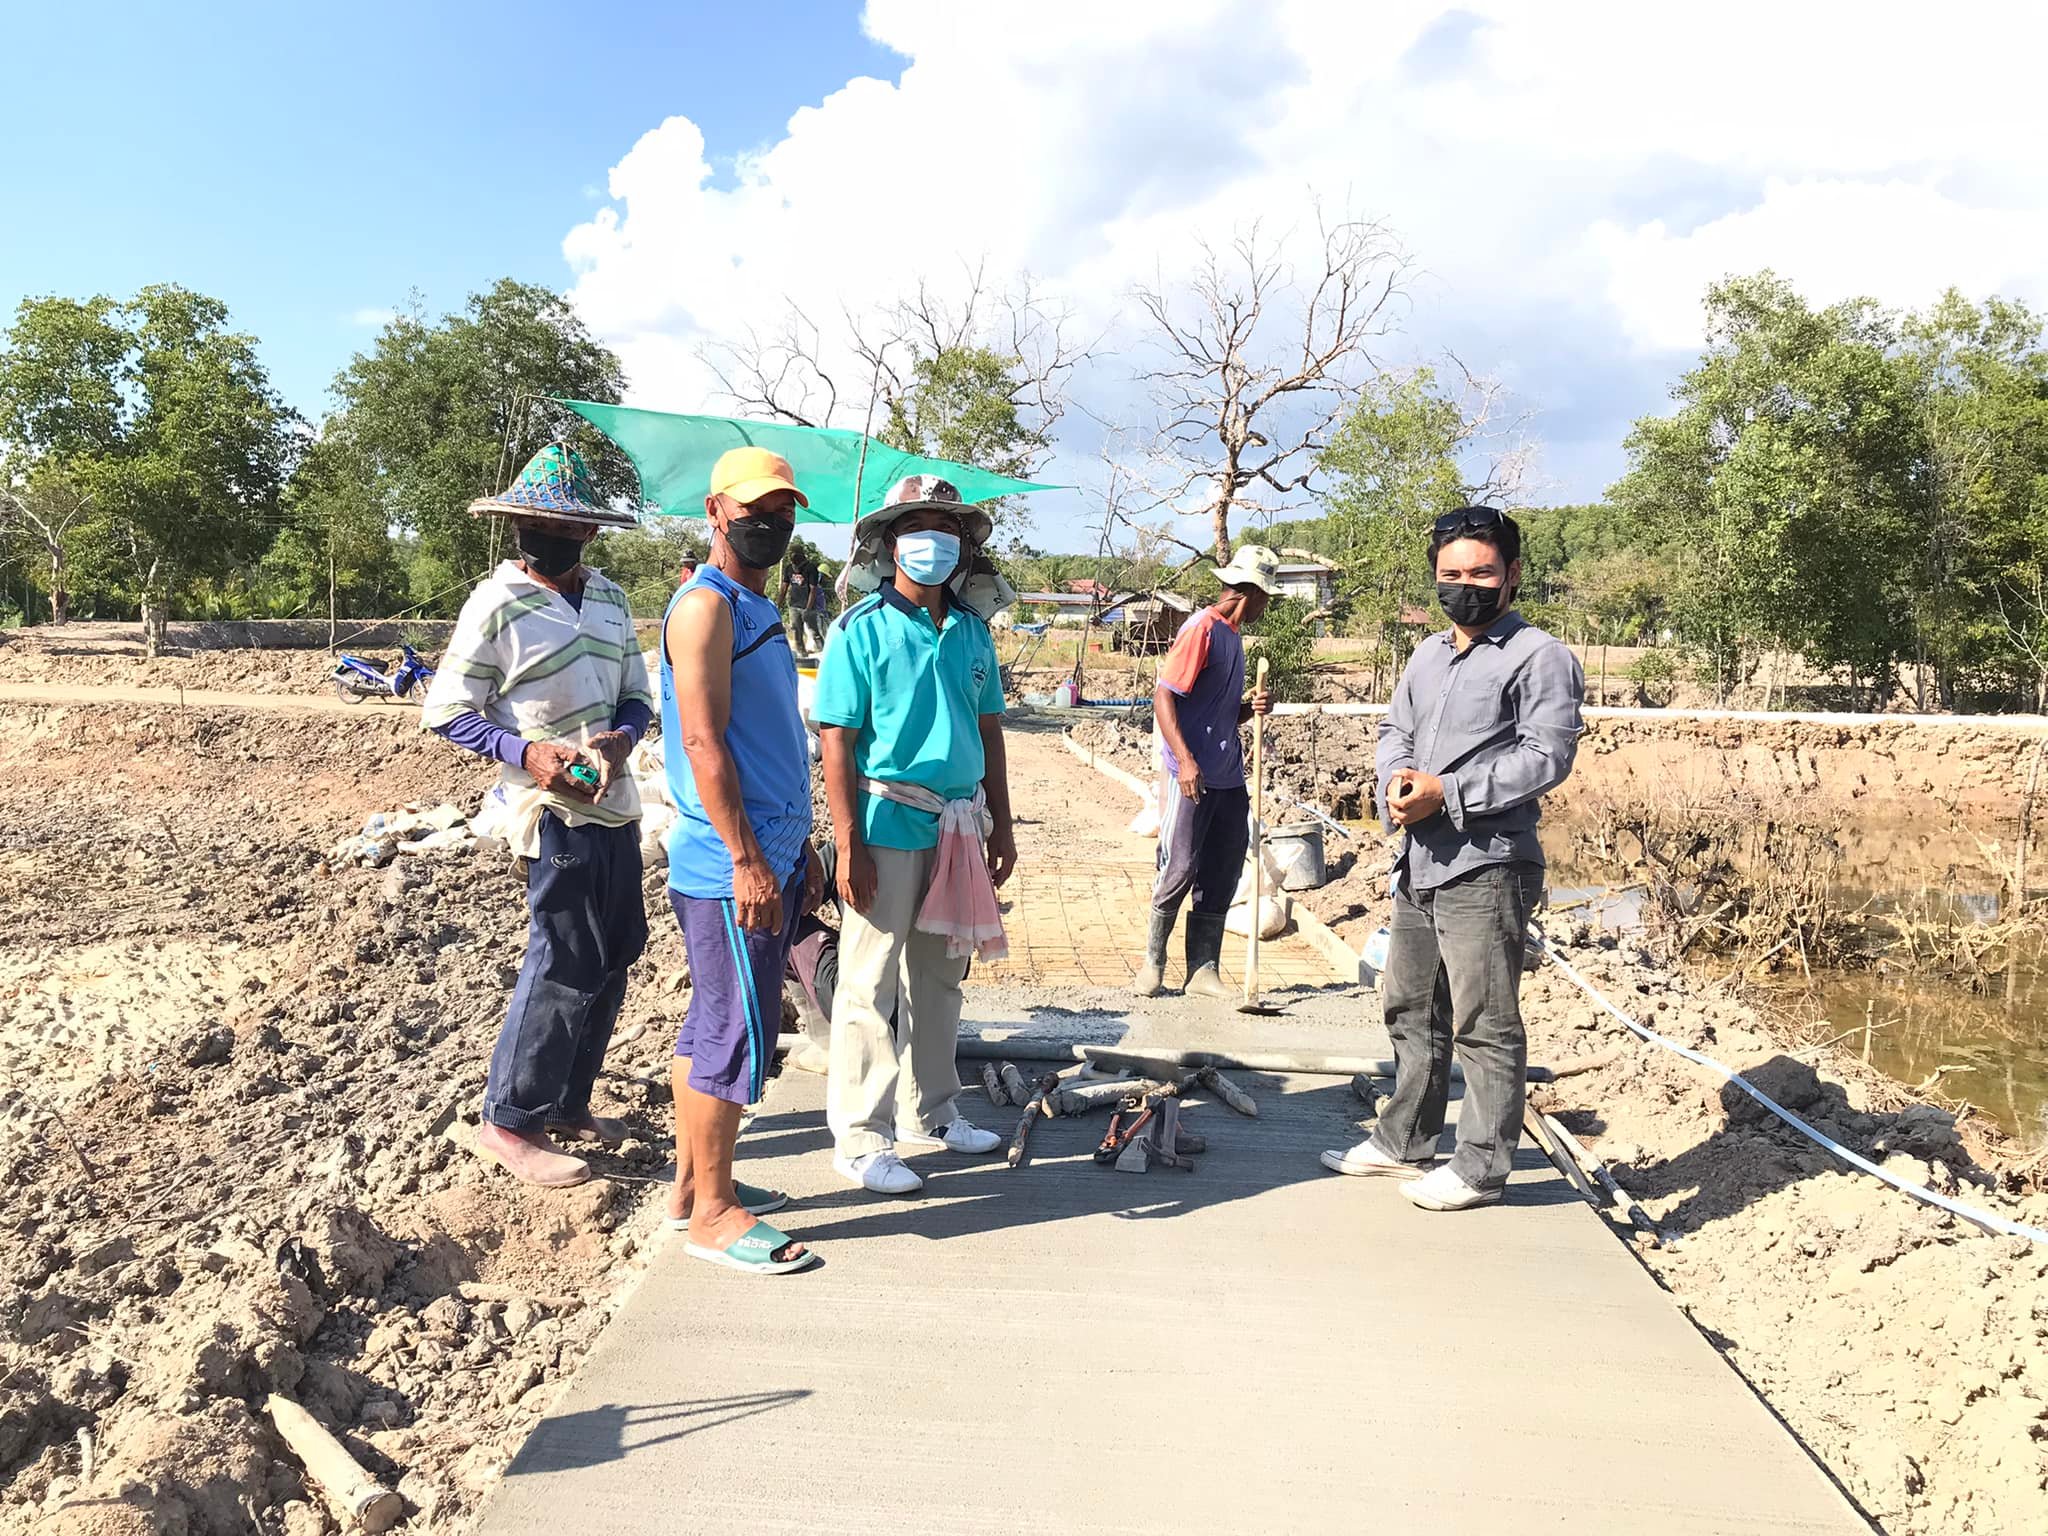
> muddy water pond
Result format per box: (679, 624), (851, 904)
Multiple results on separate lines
(1544, 813), (2048, 1148)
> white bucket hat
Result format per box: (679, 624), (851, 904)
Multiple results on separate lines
(840, 475), (1013, 619)
(851, 475), (995, 553)
(1214, 543), (1282, 595)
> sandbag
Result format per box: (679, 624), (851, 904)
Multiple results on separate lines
(1225, 838), (1290, 939)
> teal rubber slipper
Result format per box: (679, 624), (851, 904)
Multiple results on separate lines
(685, 1219), (817, 1275)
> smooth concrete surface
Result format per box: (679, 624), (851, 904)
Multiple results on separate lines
(478, 1066), (1870, 1536)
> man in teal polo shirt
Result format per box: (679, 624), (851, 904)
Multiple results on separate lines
(814, 475), (1017, 1196)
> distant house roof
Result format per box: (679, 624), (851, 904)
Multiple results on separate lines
(1398, 604), (1433, 626)
(1274, 561), (1337, 577)
(1065, 578), (1112, 597)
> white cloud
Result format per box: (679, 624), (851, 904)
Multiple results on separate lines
(348, 307), (397, 329)
(561, 0), (2048, 536)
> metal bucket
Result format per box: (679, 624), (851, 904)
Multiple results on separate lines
(1267, 822), (1327, 891)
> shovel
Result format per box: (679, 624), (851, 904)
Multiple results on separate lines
(1239, 657), (1284, 1016)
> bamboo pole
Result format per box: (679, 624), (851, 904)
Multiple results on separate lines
(266, 1395), (403, 1532)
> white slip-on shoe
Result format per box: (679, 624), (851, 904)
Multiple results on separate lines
(1318, 1139), (1428, 1178)
(898, 1119), (1003, 1155)
(1402, 1165), (1503, 1211)
(834, 1149), (925, 1195)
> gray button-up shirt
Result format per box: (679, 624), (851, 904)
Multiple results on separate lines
(1375, 612), (1584, 893)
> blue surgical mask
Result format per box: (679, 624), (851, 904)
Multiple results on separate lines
(894, 530), (961, 585)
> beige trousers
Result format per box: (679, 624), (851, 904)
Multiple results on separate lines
(827, 844), (970, 1158)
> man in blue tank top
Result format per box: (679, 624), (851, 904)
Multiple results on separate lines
(658, 446), (824, 1275)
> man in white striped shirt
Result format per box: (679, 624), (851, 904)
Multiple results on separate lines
(422, 443), (655, 1188)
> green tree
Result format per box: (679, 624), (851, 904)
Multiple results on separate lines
(587, 520), (709, 612)
(258, 431), (409, 627)
(877, 344), (1049, 549)
(1611, 273), (1921, 705)
(323, 279), (630, 610)
(1898, 291), (2048, 707)
(1313, 370), (1466, 672)
(0, 286), (298, 651)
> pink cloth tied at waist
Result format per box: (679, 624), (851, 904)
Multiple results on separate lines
(860, 777), (1009, 962)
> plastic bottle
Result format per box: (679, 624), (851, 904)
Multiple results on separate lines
(1363, 926), (1392, 973)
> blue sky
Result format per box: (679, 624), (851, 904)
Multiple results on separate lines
(1, 1), (898, 416)
(8, 2), (2044, 550)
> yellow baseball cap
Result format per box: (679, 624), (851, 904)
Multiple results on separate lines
(709, 446), (808, 508)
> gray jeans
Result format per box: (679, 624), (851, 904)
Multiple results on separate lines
(1371, 861), (1542, 1192)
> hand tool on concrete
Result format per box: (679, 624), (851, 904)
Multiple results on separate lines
(1006, 1072), (1060, 1168)
(1116, 1094), (1199, 1172)
(1195, 1065), (1258, 1118)
(981, 1061), (1009, 1107)
(1055, 1078), (1159, 1116)
(1095, 1108), (1124, 1163)
(998, 1061), (1033, 1108)
(1238, 656), (1285, 1016)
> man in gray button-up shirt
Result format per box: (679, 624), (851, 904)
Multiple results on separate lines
(1320, 507), (1583, 1211)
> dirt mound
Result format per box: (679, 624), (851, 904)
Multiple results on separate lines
(1519, 943), (2048, 1534)
(0, 642), (351, 699)
(0, 702), (690, 1533)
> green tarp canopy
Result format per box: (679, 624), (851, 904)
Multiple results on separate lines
(555, 399), (1058, 527)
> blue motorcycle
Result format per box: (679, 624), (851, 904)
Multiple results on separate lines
(332, 642), (436, 704)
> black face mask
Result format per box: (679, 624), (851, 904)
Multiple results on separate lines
(1437, 580), (1508, 628)
(517, 524), (587, 580)
(724, 514), (794, 571)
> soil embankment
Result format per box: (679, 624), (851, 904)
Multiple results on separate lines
(0, 700), (690, 1534)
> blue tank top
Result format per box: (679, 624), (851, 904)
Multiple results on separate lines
(661, 567), (814, 898)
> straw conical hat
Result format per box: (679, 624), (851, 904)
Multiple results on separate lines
(467, 442), (638, 529)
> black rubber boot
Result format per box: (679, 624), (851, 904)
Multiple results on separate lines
(1182, 912), (1232, 999)
(1131, 907), (1176, 997)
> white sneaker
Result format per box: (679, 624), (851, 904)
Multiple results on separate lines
(1318, 1139), (1428, 1179)
(898, 1119), (1002, 1155)
(1402, 1165), (1503, 1211)
(834, 1149), (924, 1195)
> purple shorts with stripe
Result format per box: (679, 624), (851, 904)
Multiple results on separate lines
(670, 868), (805, 1106)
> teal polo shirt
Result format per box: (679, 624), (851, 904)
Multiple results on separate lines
(811, 584), (1006, 851)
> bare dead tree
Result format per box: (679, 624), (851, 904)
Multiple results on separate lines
(0, 474), (94, 625)
(700, 266), (1094, 484)
(1996, 574), (2048, 712)
(1441, 350), (1543, 508)
(1134, 210), (1413, 560)
(698, 306), (844, 428)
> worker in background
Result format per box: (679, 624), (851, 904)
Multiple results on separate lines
(781, 562), (829, 658)
(801, 564), (832, 653)
(1131, 545), (1277, 999)
(1320, 507), (1583, 1212)
(677, 555), (699, 586)
(660, 447), (823, 1274)
(420, 443), (653, 1188)
(814, 476), (1016, 1196)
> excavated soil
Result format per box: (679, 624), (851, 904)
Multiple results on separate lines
(1519, 945), (2048, 1535)
(1069, 711), (2048, 1533)
(0, 642), (354, 699)
(9, 667), (2048, 1534)
(0, 701), (693, 1535)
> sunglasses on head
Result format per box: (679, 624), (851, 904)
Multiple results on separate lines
(1432, 506), (1506, 539)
